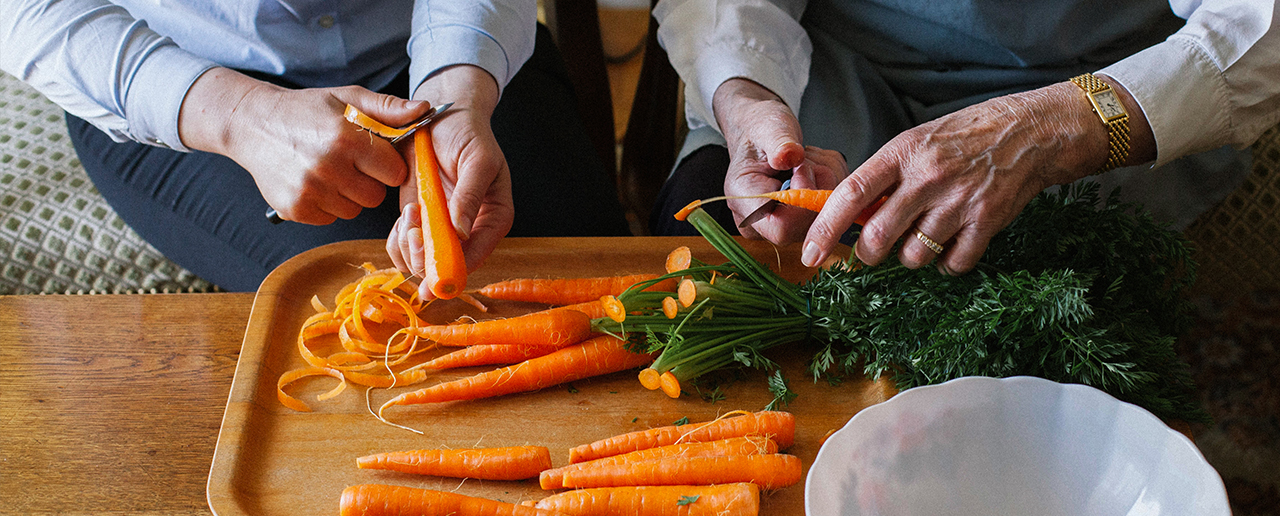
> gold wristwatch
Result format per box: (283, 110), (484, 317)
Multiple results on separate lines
(1070, 73), (1130, 173)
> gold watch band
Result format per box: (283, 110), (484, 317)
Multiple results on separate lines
(1070, 73), (1131, 173)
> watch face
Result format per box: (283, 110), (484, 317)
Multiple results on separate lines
(1092, 90), (1126, 120)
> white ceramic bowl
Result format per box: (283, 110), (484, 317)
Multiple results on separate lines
(806, 376), (1229, 516)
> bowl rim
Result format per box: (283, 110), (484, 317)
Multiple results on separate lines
(804, 375), (1229, 515)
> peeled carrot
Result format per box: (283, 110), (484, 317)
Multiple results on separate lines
(560, 453), (802, 490)
(418, 344), (563, 370)
(339, 483), (559, 516)
(477, 274), (677, 305)
(527, 483), (759, 516)
(380, 335), (655, 410)
(568, 411), (795, 463)
(411, 309), (593, 347)
(356, 445), (552, 481)
(414, 129), (467, 300)
(540, 436), (777, 490)
(674, 190), (885, 226)
(549, 299), (608, 319)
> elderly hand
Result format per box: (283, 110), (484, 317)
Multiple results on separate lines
(385, 65), (514, 299)
(178, 67), (432, 225)
(712, 78), (849, 244)
(800, 75), (1154, 274)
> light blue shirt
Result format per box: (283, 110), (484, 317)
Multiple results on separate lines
(0, 0), (536, 152)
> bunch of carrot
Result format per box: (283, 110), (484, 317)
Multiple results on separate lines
(527, 410), (799, 515)
(339, 410), (799, 516)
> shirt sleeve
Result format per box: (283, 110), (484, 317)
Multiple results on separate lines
(653, 0), (812, 134)
(408, 0), (537, 99)
(0, 0), (216, 152)
(1099, 0), (1280, 167)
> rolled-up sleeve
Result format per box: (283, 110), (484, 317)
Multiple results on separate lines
(654, 0), (812, 134)
(0, 0), (215, 152)
(1099, 0), (1280, 166)
(408, 0), (537, 98)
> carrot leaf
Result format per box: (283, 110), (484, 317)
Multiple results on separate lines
(677, 495), (700, 506)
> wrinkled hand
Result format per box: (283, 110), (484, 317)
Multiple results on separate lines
(713, 79), (848, 244)
(385, 65), (514, 298)
(800, 77), (1154, 275)
(178, 67), (433, 225)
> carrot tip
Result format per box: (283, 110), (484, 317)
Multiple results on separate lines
(674, 200), (702, 221)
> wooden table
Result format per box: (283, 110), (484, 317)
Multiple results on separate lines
(1, 291), (253, 515)
(0, 237), (891, 515)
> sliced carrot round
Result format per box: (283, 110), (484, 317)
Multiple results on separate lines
(661, 297), (679, 319)
(678, 279), (698, 308)
(665, 246), (692, 274)
(659, 371), (682, 399)
(637, 368), (662, 390)
(602, 295), (626, 323)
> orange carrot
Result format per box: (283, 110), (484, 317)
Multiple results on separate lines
(356, 445), (552, 480)
(568, 411), (795, 463)
(658, 372), (681, 399)
(414, 129), (467, 299)
(665, 246), (692, 274)
(527, 483), (759, 516)
(674, 200), (702, 221)
(477, 274), (676, 305)
(661, 297), (679, 319)
(339, 483), (560, 516)
(559, 453), (802, 490)
(417, 344), (563, 370)
(381, 335), (655, 410)
(411, 309), (593, 347)
(550, 299), (609, 320)
(540, 436), (777, 490)
(677, 280), (697, 307)
(601, 295), (627, 323)
(637, 368), (662, 390)
(345, 104), (415, 139)
(675, 191), (885, 226)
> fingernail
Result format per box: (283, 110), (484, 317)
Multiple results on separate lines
(801, 241), (821, 267)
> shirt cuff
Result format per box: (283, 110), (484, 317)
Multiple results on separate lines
(123, 44), (216, 153)
(686, 42), (810, 135)
(1099, 36), (1232, 167)
(408, 25), (512, 99)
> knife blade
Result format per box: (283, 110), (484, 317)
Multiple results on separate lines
(737, 179), (791, 229)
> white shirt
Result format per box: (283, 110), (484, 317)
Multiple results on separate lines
(0, 0), (536, 153)
(654, 0), (1280, 167)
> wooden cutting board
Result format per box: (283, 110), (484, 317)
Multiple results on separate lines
(207, 237), (897, 515)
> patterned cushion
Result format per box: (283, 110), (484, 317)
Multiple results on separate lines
(0, 72), (218, 294)
(1183, 125), (1280, 299)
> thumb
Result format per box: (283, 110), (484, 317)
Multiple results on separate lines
(335, 88), (433, 128)
(748, 117), (805, 172)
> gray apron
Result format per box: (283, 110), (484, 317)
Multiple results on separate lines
(677, 0), (1250, 229)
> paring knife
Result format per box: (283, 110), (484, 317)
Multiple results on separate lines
(738, 179), (791, 229)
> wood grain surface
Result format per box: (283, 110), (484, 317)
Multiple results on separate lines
(0, 291), (253, 515)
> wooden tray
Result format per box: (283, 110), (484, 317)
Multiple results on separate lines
(208, 237), (896, 515)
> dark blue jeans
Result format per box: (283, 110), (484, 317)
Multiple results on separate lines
(68, 25), (628, 291)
